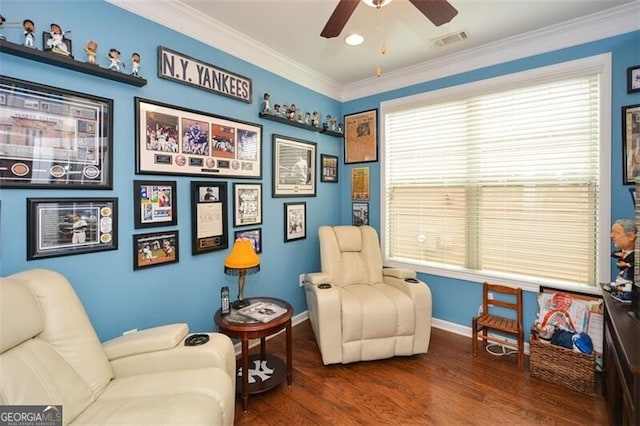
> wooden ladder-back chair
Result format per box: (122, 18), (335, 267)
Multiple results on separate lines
(472, 282), (524, 370)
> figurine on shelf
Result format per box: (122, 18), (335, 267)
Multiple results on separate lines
(273, 104), (281, 116)
(22, 19), (35, 48)
(324, 115), (332, 131)
(84, 40), (97, 64)
(107, 48), (123, 72)
(261, 93), (271, 114)
(131, 52), (141, 77)
(282, 105), (289, 118)
(304, 112), (311, 125)
(337, 123), (344, 134)
(46, 23), (71, 56)
(288, 104), (297, 120)
(312, 111), (320, 128)
(0, 15), (6, 40)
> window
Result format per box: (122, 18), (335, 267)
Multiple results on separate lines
(381, 55), (611, 292)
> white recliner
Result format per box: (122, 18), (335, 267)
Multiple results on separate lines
(304, 225), (432, 365)
(0, 269), (236, 425)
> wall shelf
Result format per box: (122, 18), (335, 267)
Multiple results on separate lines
(0, 39), (147, 87)
(259, 112), (319, 132)
(320, 129), (343, 138)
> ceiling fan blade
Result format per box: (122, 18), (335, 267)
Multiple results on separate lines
(321, 0), (360, 39)
(409, 0), (458, 26)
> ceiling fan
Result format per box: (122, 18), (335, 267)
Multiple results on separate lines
(321, 0), (458, 39)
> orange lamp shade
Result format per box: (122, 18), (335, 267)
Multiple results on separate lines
(224, 239), (260, 274)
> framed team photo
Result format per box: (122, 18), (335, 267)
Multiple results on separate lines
(133, 230), (179, 270)
(133, 180), (177, 228)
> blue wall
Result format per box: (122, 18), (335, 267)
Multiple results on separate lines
(0, 1), (342, 341)
(1, 1), (638, 342)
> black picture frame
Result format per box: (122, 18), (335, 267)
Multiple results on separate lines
(233, 182), (262, 227)
(233, 228), (262, 254)
(284, 202), (306, 242)
(352, 202), (369, 226)
(133, 230), (179, 270)
(133, 180), (177, 229)
(622, 104), (640, 184)
(190, 181), (228, 255)
(343, 109), (378, 164)
(0, 76), (113, 189)
(27, 197), (117, 260)
(272, 134), (316, 197)
(627, 65), (640, 93)
(135, 97), (262, 179)
(320, 154), (339, 183)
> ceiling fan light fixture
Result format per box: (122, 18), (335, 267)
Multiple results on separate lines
(344, 33), (364, 46)
(363, 0), (392, 9)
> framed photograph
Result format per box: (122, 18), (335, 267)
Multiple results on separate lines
(0, 76), (113, 189)
(320, 154), (339, 183)
(351, 167), (370, 200)
(344, 109), (378, 164)
(27, 197), (117, 260)
(233, 228), (262, 254)
(352, 202), (369, 226)
(622, 104), (640, 184)
(191, 181), (228, 255)
(133, 230), (179, 270)
(135, 97), (262, 179)
(272, 134), (316, 197)
(627, 65), (640, 93)
(284, 202), (306, 242)
(133, 180), (177, 229)
(233, 183), (262, 227)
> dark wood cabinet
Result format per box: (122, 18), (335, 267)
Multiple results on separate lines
(602, 290), (640, 426)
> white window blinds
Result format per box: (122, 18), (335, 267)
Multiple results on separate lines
(382, 60), (606, 288)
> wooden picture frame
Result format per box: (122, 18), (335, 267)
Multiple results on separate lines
(135, 97), (262, 178)
(27, 197), (117, 260)
(320, 153), (339, 183)
(344, 109), (378, 164)
(352, 202), (369, 226)
(133, 180), (177, 229)
(233, 182), (262, 227)
(284, 202), (306, 242)
(272, 134), (316, 197)
(0, 76), (113, 189)
(233, 228), (262, 254)
(627, 65), (640, 93)
(133, 230), (179, 270)
(351, 167), (370, 200)
(190, 181), (228, 255)
(622, 104), (640, 184)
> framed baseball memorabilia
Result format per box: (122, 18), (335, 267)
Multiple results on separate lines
(190, 181), (228, 255)
(133, 180), (177, 229)
(233, 182), (262, 227)
(272, 134), (316, 197)
(233, 228), (262, 254)
(344, 109), (378, 164)
(133, 230), (179, 270)
(320, 154), (339, 183)
(284, 202), (306, 242)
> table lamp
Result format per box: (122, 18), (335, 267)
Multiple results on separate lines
(224, 239), (260, 309)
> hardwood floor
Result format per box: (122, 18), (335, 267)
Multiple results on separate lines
(233, 319), (609, 425)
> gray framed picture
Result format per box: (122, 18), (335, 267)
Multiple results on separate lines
(272, 134), (316, 197)
(233, 182), (262, 226)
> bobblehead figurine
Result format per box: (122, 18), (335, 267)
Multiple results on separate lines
(84, 40), (97, 64)
(46, 23), (70, 56)
(107, 48), (123, 72)
(23, 19), (35, 48)
(0, 15), (6, 40)
(131, 52), (141, 77)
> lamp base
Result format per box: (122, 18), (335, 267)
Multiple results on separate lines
(232, 299), (250, 309)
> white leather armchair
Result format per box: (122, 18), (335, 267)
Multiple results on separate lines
(304, 225), (432, 365)
(0, 269), (236, 425)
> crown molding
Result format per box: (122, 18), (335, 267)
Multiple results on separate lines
(108, 0), (639, 102)
(342, 1), (640, 101)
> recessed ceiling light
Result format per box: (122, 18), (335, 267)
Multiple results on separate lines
(345, 33), (364, 46)
(363, 0), (392, 8)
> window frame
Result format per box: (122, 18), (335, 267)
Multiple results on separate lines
(380, 54), (612, 294)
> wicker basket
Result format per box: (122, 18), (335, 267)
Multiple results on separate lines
(529, 333), (595, 395)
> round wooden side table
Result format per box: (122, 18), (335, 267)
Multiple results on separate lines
(214, 297), (293, 413)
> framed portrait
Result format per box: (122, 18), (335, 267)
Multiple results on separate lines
(352, 202), (369, 226)
(320, 153), (339, 183)
(351, 167), (370, 200)
(344, 109), (378, 164)
(133, 230), (179, 270)
(0, 76), (113, 189)
(27, 197), (117, 260)
(233, 183), (262, 227)
(627, 65), (640, 93)
(190, 181), (228, 255)
(284, 202), (306, 242)
(272, 134), (316, 197)
(622, 104), (640, 184)
(42, 30), (73, 57)
(133, 180), (177, 229)
(135, 97), (262, 179)
(233, 228), (262, 254)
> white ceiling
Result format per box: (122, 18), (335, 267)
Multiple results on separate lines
(110, 0), (640, 99)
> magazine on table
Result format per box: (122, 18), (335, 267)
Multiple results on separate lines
(237, 301), (287, 323)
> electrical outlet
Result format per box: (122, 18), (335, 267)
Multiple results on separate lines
(299, 273), (305, 287)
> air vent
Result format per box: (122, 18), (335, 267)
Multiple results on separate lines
(431, 30), (470, 48)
